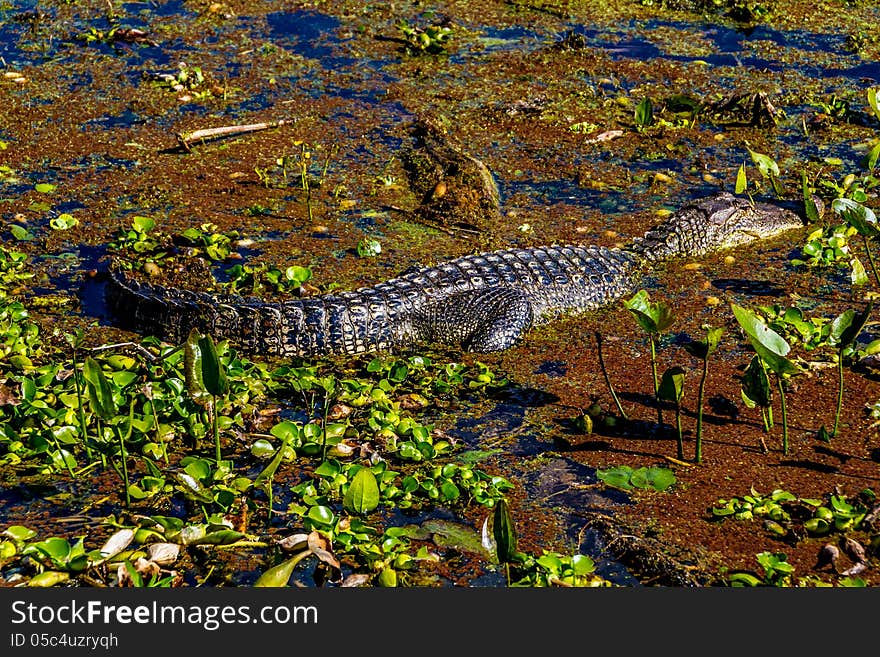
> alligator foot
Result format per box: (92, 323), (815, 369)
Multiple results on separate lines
(416, 286), (534, 352)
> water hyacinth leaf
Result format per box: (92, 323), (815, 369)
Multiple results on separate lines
(422, 520), (490, 557)
(731, 304), (802, 377)
(34, 183), (56, 194)
(3, 526), (36, 542)
(596, 466), (633, 490)
(571, 554), (595, 576)
(307, 505), (336, 527)
(746, 147), (780, 178)
(343, 467), (380, 514)
(186, 529), (246, 546)
(250, 439), (275, 458)
(10, 224), (35, 241)
(82, 357), (117, 420)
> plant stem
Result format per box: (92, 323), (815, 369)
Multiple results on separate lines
(71, 354), (94, 461)
(833, 352), (844, 437)
(674, 404), (684, 460)
(695, 356), (709, 463)
(596, 331), (628, 420)
(862, 234), (880, 288)
(117, 428), (130, 507)
(650, 335), (663, 426)
(212, 395), (221, 463)
(777, 376), (789, 455)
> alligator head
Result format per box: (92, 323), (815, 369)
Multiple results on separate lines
(629, 191), (812, 261)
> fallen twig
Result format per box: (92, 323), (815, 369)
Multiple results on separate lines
(175, 119), (292, 152)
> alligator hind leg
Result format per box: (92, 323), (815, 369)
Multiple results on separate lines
(416, 287), (534, 352)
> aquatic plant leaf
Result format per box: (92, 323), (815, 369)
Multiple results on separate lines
(832, 197), (879, 237)
(658, 367), (686, 403)
(492, 498), (518, 563)
(343, 467), (380, 514)
(731, 304), (802, 377)
(829, 303), (873, 349)
(868, 87), (880, 123)
(635, 97), (654, 127)
(596, 466), (633, 490)
(864, 141), (880, 171)
(746, 147), (780, 178)
(851, 257), (868, 286)
(735, 163), (747, 194)
(741, 355), (772, 408)
(625, 289), (675, 334)
(198, 334), (228, 396)
(645, 467), (676, 491)
(422, 520), (489, 556)
(27, 571), (70, 587)
(254, 556), (300, 587)
(83, 357), (118, 420)
(801, 171), (822, 222)
(184, 329), (209, 402)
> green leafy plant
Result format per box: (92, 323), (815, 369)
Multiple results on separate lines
(683, 325), (723, 463)
(184, 329), (229, 462)
(732, 304), (803, 454)
(624, 289), (675, 427)
(827, 303), (873, 436)
(658, 366), (686, 460)
(596, 465), (676, 492)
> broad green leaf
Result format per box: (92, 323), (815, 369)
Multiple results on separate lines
(34, 183), (56, 193)
(596, 466), (633, 490)
(624, 289), (675, 333)
(741, 355), (772, 408)
(306, 505), (335, 527)
(343, 467), (380, 514)
(747, 147), (780, 178)
(735, 162), (747, 194)
(646, 467), (676, 491)
(832, 198), (878, 237)
(10, 224), (35, 241)
(198, 334), (227, 396)
(851, 257), (868, 286)
(3, 526), (36, 542)
(571, 554), (595, 576)
(731, 304), (802, 377)
(132, 215), (155, 233)
(658, 366), (686, 403)
(829, 303), (872, 350)
(83, 357), (118, 420)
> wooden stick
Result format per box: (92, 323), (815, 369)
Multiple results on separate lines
(176, 119), (292, 152)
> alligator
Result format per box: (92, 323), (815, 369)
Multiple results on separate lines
(105, 192), (808, 358)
